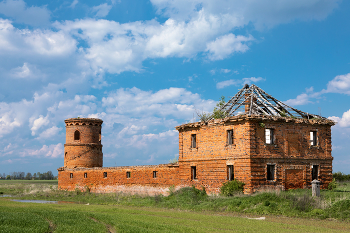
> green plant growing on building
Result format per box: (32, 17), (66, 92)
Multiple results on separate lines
(220, 179), (245, 196)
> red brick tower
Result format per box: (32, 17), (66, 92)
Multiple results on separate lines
(64, 118), (103, 168)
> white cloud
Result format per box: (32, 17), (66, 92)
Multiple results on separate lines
(206, 33), (253, 60)
(30, 115), (50, 136)
(150, 0), (339, 29)
(36, 126), (62, 141)
(329, 109), (350, 128)
(284, 93), (312, 106)
(216, 77), (265, 89)
(21, 143), (64, 158)
(0, 0), (51, 26)
(91, 3), (113, 18)
(102, 87), (215, 119)
(325, 73), (350, 95)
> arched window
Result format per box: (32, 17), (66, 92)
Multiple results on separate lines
(74, 130), (80, 140)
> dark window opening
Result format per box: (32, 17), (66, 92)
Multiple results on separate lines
(153, 171), (157, 178)
(265, 129), (274, 144)
(126, 171), (131, 178)
(74, 130), (80, 140)
(103, 172), (107, 178)
(191, 134), (196, 148)
(227, 165), (234, 181)
(70, 173), (73, 179)
(84, 173), (87, 178)
(227, 130), (233, 145)
(65, 152), (67, 158)
(267, 164), (275, 181)
(99, 129), (101, 142)
(312, 165), (319, 180)
(310, 131), (317, 146)
(191, 166), (197, 180)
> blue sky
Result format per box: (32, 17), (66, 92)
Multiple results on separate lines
(0, 0), (350, 176)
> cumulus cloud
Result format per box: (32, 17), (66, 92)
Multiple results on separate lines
(284, 93), (312, 106)
(206, 34), (253, 60)
(325, 73), (350, 95)
(150, 0), (339, 29)
(21, 143), (64, 158)
(284, 73), (350, 107)
(216, 77), (265, 89)
(0, 0), (51, 26)
(329, 109), (350, 128)
(30, 115), (49, 136)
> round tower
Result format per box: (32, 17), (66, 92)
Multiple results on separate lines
(64, 118), (103, 168)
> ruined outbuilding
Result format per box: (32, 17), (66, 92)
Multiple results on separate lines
(58, 85), (335, 194)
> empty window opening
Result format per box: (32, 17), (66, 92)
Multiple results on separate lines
(312, 165), (319, 180)
(153, 171), (157, 178)
(126, 171), (131, 178)
(265, 128), (274, 144)
(227, 165), (234, 181)
(103, 172), (107, 178)
(227, 130), (233, 145)
(65, 152), (67, 158)
(267, 164), (275, 181)
(191, 134), (196, 148)
(70, 173), (73, 179)
(310, 131), (317, 146)
(99, 129), (101, 142)
(74, 130), (80, 140)
(84, 173), (87, 178)
(191, 166), (197, 180)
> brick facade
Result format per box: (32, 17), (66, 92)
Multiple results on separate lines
(58, 115), (334, 195)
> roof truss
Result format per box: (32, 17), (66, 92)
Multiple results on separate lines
(207, 84), (325, 121)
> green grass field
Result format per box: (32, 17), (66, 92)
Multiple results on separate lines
(1, 180), (350, 232)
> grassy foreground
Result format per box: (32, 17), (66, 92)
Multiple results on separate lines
(1, 180), (350, 232)
(1, 198), (350, 232)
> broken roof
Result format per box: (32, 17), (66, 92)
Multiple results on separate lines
(207, 84), (326, 121)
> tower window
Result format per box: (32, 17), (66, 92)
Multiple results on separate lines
(265, 129), (274, 144)
(153, 171), (157, 178)
(126, 171), (131, 178)
(103, 172), (107, 178)
(227, 165), (234, 181)
(267, 164), (275, 181)
(84, 173), (87, 178)
(70, 173), (73, 179)
(74, 130), (80, 140)
(227, 130), (233, 145)
(65, 152), (67, 158)
(99, 129), (101, 142)
(191, 134), (196, 148)
(310, 131), (317, 146)
(191, 166), (197, 180)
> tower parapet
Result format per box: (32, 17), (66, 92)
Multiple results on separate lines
(64, 118), (103, 168)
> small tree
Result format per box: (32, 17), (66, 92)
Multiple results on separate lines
(196, 96), (227, 122)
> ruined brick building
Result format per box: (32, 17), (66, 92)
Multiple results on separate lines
(58, 84), (335, 194)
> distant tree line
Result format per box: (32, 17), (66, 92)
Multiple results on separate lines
(0, 171), (57, 180)
(333, 172), (350, 182)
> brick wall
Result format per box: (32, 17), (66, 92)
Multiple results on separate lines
(58, 115), (334, 195)
(58, 164), (180, 196)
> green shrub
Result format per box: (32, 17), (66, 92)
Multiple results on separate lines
(220, 180), (245, 196)
(328, 178), (337, 190)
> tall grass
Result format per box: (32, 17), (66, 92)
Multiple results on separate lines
(2, 180), (350, 221)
